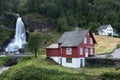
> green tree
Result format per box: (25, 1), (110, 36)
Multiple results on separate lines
(27, 32), (43, 58)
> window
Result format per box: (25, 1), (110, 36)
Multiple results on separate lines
(66, 58), (72, 63)
(90, 48), (93, 55)
(80, 48), (83, 55)
(85, 48), (88, 57)
(84, 37), (87, 44)
(85, 48), (88, 53)
(88, 33), (89, 36)
(66, 48), (72, 55)
(90, 38), (93, 44)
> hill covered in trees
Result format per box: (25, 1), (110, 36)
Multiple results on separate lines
(0, 0), (120, 33)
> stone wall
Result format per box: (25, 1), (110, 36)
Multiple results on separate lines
(85, 58), (120, 67)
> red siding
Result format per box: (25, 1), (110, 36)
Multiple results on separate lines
(46, 48), (60, 57)
(46, 31), (96, 58)
(77, 32), (95, 57)
(61, 47), (78, 58)
(77, 47), (85, 57)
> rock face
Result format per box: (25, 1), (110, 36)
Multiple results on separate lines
(28, 22), (56, 33)
(0, 13), (16, 29)
(0, 13), (56, 33)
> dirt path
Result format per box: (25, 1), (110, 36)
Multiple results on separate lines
(0, 67), (9, 74)
(111, 48), (120, 58)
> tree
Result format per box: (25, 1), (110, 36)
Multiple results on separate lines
(27, 32), (43, 58)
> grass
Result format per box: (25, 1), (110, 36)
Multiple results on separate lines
(94, 35), (120, 54)
(0, 55), (120, 80)
(0, 55), (93, 80)
(10, 55), (120, 75)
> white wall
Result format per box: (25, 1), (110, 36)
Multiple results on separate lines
(50, 57), (61, 64)
(62, 57), (85, 68)
(50, 57), (85, 68)
(106, 25), (113, 36)
(99, 25), (113, 36)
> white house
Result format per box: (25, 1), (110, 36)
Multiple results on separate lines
(98, 24), (114, 36)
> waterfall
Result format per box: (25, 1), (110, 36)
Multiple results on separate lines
(5, 16), (27, 53)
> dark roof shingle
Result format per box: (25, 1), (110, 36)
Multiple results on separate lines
(57, 30), (89, 47)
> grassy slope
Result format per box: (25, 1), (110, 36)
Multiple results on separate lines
(0, 55), (93, 80)
(94, 35), (120, 54)
(1, 55), (120, 75)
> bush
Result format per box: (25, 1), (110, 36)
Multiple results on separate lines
(116, 44), (120, 49)
(100, 72), (120, 80)
(0, 65), (92, 80)
(18, 56), (33, 62)
(0, 56), (10, 66)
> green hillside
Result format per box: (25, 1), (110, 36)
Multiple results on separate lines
(0, 27), (14, 45)
(0, 55), (120, 80)
(0, 0), (120, 32)
(0, 56), (93, 80)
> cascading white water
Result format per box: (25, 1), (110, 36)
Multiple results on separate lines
(5, 16), (27, 53)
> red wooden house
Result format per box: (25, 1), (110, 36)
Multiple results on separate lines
(46, 29), (96, 68)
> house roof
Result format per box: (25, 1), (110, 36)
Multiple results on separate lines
(98, 24), (111, 31)
(57, 30), (91, 47)
(46, 44), (58, 49)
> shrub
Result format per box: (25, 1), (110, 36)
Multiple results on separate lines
(0, 65), (92, 80)
(100, 72), (120, 80)
(18, 56), (33, 62)
(0, 56), (12, 66)
(116, 44), (120, 49)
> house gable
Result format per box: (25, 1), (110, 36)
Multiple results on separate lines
(77, 31), (96, 57)
(98, 24), (113, 36)
(60, 30), (96, 58)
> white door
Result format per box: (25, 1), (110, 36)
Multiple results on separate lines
(85, 48), (88, 57)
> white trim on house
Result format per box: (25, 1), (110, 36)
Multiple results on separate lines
(46, 44), (58, 48)
(80, 47), (83, 55)
(66, 48), (72, 55)
(84, 37), (87, 44)
(90, 37), (93, 44)
(90, 48), (93, 55)
(85, 48), (88, 57)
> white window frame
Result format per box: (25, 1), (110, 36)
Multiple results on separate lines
(90, 48), (93, 55)
(66, 48), (72, 55)
(80, 48), (83, 55)
(84, 37), (87, 44)
(90, 38), (93, 44)
(85, 48), (88, 57)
